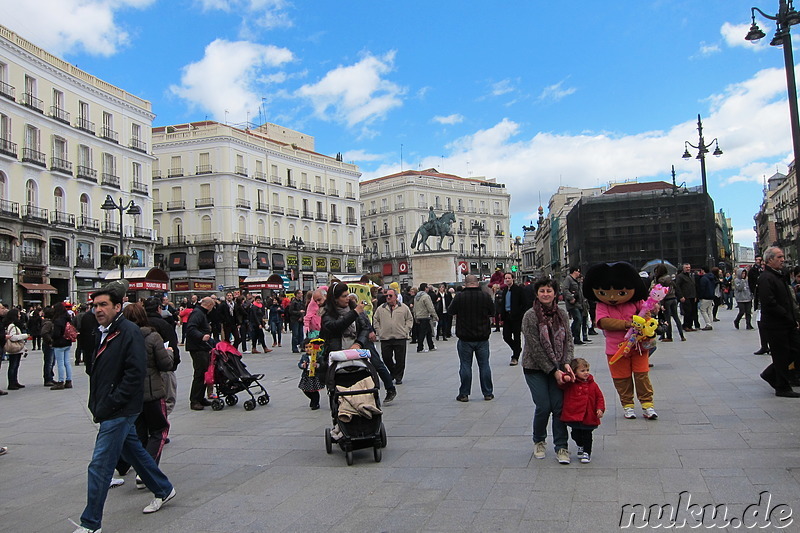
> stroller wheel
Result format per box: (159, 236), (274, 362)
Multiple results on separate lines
(257, 394), (269, 406)
(225, 395), (238, 406)
(374, 445), (382, 463)
(243, 399), (256, 411)
(324, 428), (332, 454)
(380, 423), (387, 449)
(211, 399), (225, 411)
(345, 450), (354, 466)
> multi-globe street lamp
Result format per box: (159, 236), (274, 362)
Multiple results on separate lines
(746, 0), (800, 259)
(471, 221), (485, 280)
(100, 194), (141, 279)
(289, 235), (304, 291)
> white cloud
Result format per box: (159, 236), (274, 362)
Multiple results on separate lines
(170, 39), (293, 124)
(538, 80), (577, 103)
(194, 0), (293, 31)
(433, 114), (464, 125)
(0, 0), (155, 56)
(721, 21), (766, 50)
(490, 79), (515, 97)
(341, 149), (385, 162)
(296, 52), (404, 127)
(692, 41), (721, 58)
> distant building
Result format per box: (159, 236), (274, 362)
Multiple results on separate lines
(754, 166), (798, 263)
(359, 168), (512, 285)
(566, 180), (717, 271)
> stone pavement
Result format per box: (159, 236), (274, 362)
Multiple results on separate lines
(1, 306), (799, 532)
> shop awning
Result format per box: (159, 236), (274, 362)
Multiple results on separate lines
(242, 274), (284, 290)
(103, 267), (169, 291)
(19, 283), (58, 294)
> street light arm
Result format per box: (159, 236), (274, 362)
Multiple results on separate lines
(752, 6), (778, 22)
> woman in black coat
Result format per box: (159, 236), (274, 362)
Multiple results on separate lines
(318, 282), (369, 376)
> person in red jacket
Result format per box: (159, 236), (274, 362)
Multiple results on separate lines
(559, 357), (605, 463)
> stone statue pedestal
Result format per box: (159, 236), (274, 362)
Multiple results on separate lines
(411, 251), (458, 286)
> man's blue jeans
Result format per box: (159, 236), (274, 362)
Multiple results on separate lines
(80, 414), (173, 531)
(568, 307), (583, 342)
(456, 339), (493, 397)
(524, 371), (568, 452)
(291, 320), (303, 352)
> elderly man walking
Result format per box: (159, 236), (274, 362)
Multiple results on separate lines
(186, 297), (215, 410)
(373, 288), (413, 386)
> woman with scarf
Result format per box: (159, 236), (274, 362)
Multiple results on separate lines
(520, 278), (575, 465)
(318, 282), (370, 377)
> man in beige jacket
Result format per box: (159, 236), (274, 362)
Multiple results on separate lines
(373, 289), (414, 385)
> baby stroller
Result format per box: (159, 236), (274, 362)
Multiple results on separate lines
(324, 349), (387, 465)
(206, 341), (270, 412)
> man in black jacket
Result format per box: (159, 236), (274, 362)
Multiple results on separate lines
(675, 263), (699, 331)
(502, 272), (527, 365)
(448, 275), (495, 402)
(757, 247), (800, 398)
(749, 255), (770, 355)
(75, 280), (176, 533)
(186, 297), (215, 410)
(145, 297), (181, 415)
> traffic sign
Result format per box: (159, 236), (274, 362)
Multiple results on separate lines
(217, 284), (224, 291)
(459, 261), (468, 273)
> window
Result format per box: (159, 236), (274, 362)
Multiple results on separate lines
(0, 172), (6, 200)
(171, 187), (181, 200)
(172, 218), (183, 237)
(198, 250), (215, 269)
(24, 124), (40, 150)
(78, 144), (91, 168)
(80, 194), (90, 218)
(102, 153), (115, 176)
(24, 75), (36, 98)
(26, 179), (37, 206)
(52, 136), (67, 159)
(54, 188), (64, 212)
(132, 162), (142, 182)
(238, 216), (246, 235)
(52, 89), (65, 117)
(256, 160), (263, 174)
(0, 113), (10, 142)
(170, 155), (181, 169)
(200, 183), (210, 199)
(198, 152), (210, 173)
(131, 123), (141, 141)
(238, 184), (245, 199)
(201, 215), (212, 235)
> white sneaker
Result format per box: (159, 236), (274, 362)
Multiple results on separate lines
(556, 448), (570, 464)
(533, 441), (546, 459)
(142, 488), (176, 514)
(576, 446), (584, 459)
(73, 528), (101, 533)
(135, 475), (145, 490)
(580, 453), (591, 464)
(422, 348), (429, 353)
(623, 407), (637, 419)
(109, 477), (124, 488)
(643, 407), (658, 420)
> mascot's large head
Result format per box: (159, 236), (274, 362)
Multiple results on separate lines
(582, 261), (648, 306)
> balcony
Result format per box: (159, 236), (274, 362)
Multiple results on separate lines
(101, 173), (120, 188)
(21, 93), (43, 113)
(368, 230), (378, 238)
(330, 244), (343, 252)
(75, 116), (95, 134)
(193, 233), (219, 244)
(495, 230), (505, 236)
(346, 217), (358, 225)
(0, 81), (14, 101)
(270, 174), (282, 184)
(271, 206), (285, 215)
(0, 199), (19, 218)
(49, 106), (70, 124)
(76, 166), (97, 182)
(22, 205), (48, 223)
(102, 221), (120, 234)
(49, 253), (69, 267)
(254, 171), (267, 181)
(235, 166), (248, 176)
(134, 226), (152, 239)
(167, 235), (187, 245)
(76, 256), (95, 268)
(20, 251), (43, 264)
(300, 183), (311, 191)
(153, 202), (163, 212)
(286, 207), (298, 217)
(346, 191), (356, 200)
(77, 216), (100, 231)
(51, 211), (75, 228)
(235, 233), (255, 244)
(380, 229), (390, 236)
(22, 148), (46, 167)
(131, 181), (149, 195)
(315, 213), (327, 222)
(129, 137), (147, 153)
(195, 198), (214, 208)
(256, 202), (269, 212)
(329, 188), (339, 197)
(257, 235), (271, 245)
(196, 164), (213, 175)
(330, 215), (341, 224)
(166, 200), (185, 211)
(51, 156), (73, 175)
(167, 168), (183, 177)
(314, 186), (325, 194)
(152, 170), (162, 179)
(273, 237), (286, 247)
(286, 178), (296, 188)
(302, 210), (313, 219)
(379, 206), (389, 213)
(236, 198), (251, 209)
(100, 126), (119, 143)
(395, 226), (406, 234)
(0, 137), (17, 158)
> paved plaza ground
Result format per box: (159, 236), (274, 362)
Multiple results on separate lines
(1, 306), (799, 532)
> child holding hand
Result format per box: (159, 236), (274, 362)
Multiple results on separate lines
(560, 357), (605, 463)
(298, 336), (324, 410)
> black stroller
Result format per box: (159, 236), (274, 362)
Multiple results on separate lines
(207, 341), (270, 412)
(324, 349), (387, 465)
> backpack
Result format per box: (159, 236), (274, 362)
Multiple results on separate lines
(63, 320), (78, 342)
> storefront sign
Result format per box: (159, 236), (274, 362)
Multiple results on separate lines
(316, 257), (327, 271)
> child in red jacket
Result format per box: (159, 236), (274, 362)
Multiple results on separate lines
(560, 357), (605, 463)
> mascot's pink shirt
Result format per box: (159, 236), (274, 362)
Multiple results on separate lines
(595, 300), (644, 355)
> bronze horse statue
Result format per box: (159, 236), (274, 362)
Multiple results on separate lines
(411, 211), (456, 252)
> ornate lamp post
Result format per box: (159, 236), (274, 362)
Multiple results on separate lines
(746, 0), (800, 259)
(289, 235), (304, 291)
(682, 115), (723, 269)
(471, 221), (485, 280)
(100, 195), (140, 279)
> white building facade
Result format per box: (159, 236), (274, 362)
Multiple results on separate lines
(151, 121), (362, 295)
(360, 169), (512, 286)
(0, 24), (156, 306)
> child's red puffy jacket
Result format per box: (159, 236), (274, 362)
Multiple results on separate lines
(560, 374), (605, 426)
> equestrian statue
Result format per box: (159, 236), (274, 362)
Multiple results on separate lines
(411, 207), (456, 252)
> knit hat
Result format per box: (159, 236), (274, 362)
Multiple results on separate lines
(90, 279), (129, 304)
(389, 282), (399, 292)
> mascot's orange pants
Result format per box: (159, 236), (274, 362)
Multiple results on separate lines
(607, 351), (654, 409)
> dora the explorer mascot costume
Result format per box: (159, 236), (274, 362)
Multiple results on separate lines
(583, 262), (658, 420)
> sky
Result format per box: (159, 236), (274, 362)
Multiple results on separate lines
(3, 0), (798, 249)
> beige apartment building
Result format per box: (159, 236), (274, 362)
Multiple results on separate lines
(360, 168), (513, 286)
(151, 121), (362, 295)
(0, 24), (156, 306)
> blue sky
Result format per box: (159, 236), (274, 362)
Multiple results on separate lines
(3, 0), (798, 248)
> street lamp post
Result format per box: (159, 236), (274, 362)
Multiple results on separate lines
(682, 114), (723, 269)
(512, 236), (522, 274)
(290, 236), (304, 291)
(746, 0), (800, 260)
(665, 166), (688, 266)
(472, 222), (485, 280)
(100, 195), (141, 279)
